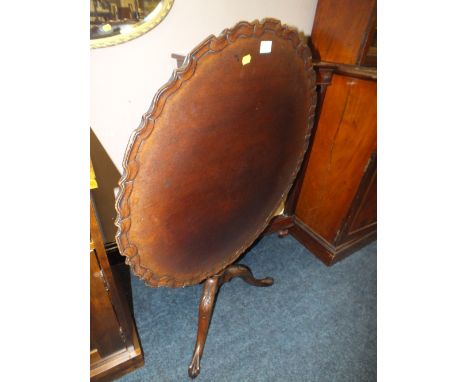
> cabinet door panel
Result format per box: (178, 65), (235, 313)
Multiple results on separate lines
(348, 168), (376, 235)
(295, 74), (376, 243)
(336, 152), (377, 244)
(90, 248), (126, 359)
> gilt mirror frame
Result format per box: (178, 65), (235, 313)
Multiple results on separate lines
(91, 0), (174, 49)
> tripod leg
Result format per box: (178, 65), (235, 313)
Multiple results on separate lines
(221, 264), (274, 287)
(188, 277), (220, 378)
(188, 264), (273, 378)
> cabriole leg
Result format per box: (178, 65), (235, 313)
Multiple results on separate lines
(188, 264), (273, 378)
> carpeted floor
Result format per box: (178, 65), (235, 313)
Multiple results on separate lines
(117, 235), (376, 382)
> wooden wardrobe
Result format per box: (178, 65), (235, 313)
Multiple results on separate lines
(290, 0), (377, 265)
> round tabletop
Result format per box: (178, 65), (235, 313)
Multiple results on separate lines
(115, 19), (317, 287)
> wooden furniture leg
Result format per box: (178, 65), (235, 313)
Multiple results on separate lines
(188, 264), (273, 378)
(188, 277), (220, 379)
(277, 228), (289, 238)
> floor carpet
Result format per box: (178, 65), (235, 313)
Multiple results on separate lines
(117, 235), (377, 382)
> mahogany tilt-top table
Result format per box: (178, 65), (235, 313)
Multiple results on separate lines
(115, 18), (317, 378)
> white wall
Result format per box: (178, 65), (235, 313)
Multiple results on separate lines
(91, 0), (318, 171)
(90, 0), (318, 242)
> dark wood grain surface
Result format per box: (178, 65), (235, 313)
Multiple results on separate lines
(290, 0), (377, 265)
(295, 74), (376, 243)
(311, 0), (376, 65)
(91, 195), (144, 381)
(115, 19), (317, 288)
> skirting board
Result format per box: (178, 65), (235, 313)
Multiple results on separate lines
(290, 217), (376, 266)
